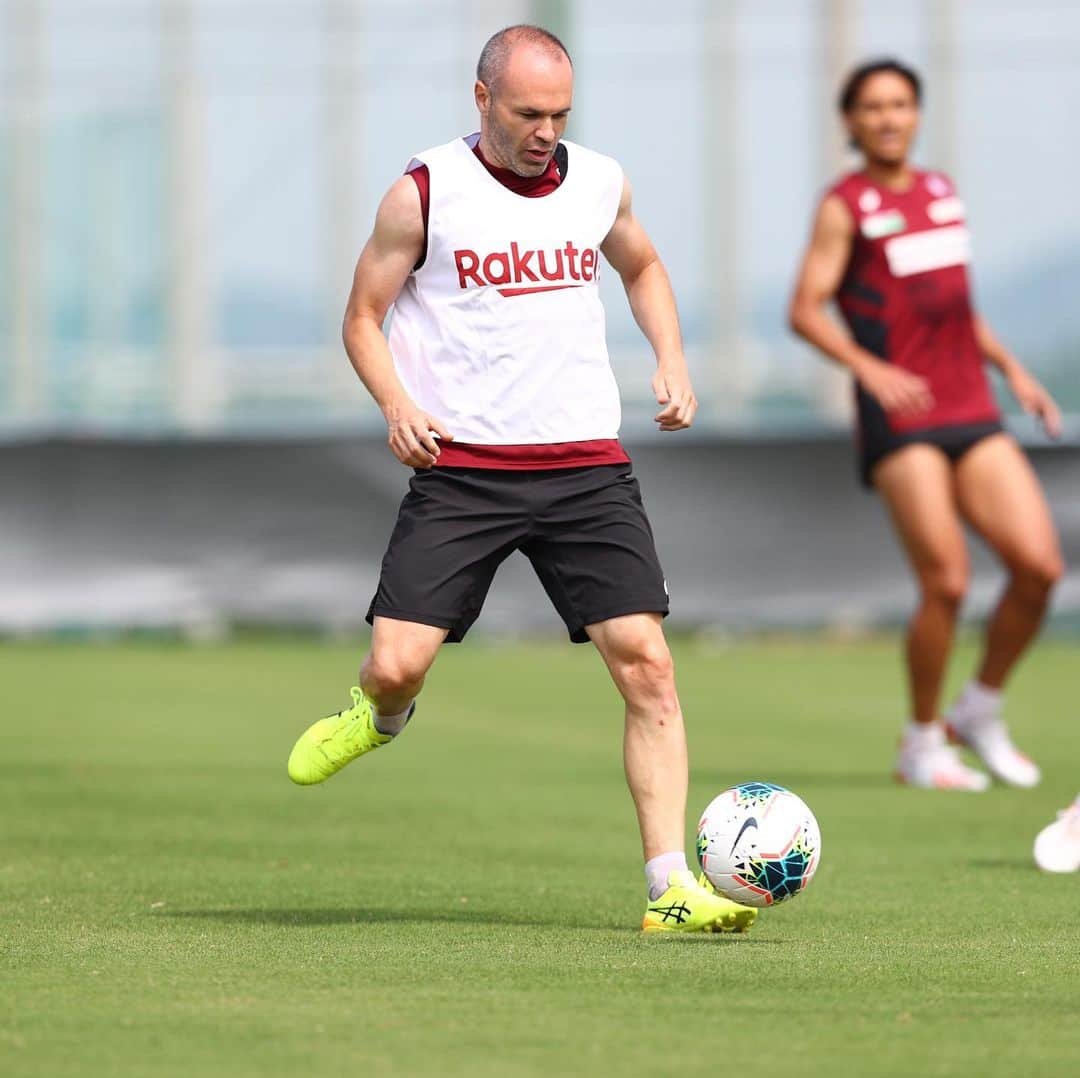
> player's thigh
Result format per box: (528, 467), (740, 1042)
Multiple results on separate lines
(370, 469), (524, 641)
(872, 443), (969, 591)
(953, 433), (1064, 578)
(523, 467), (669, 643)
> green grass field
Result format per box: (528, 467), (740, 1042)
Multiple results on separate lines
(3, 635), (1079, 1077)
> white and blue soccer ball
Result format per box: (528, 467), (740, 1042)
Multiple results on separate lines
(696, 782), (821, 908)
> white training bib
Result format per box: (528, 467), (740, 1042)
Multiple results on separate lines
(388, 134), (624, 445)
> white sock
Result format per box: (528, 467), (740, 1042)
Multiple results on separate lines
(902, 720), (944, 752)
(373, 702), (414, 737)
(957, 680), (1002, 719)
(645, 851), (689, 900)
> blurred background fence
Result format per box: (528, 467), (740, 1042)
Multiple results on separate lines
(2, 0), (1078, 632)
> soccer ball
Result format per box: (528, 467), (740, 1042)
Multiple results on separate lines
(696, 782), (821, 908)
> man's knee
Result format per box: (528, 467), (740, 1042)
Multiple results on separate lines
(920, 563), (968, 607)
(1011, 551), (1065, 597)
(362, 650), (429, 698)
(611, 638), (677, 709)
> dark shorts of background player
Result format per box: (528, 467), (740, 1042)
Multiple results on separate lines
(860, 419), (1003, 488)
(366, 464), (670, 643)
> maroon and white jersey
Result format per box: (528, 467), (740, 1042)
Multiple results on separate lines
(829, 170), (1000, 433)
(388, 134), (625, 461)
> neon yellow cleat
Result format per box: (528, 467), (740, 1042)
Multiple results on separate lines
(642, 870), (757, 934)
(287, 687), (391, 785)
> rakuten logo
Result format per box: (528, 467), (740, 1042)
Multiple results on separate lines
(453, 241), (600, 297)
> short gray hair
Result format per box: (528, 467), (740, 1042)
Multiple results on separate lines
(476, 24), (572, 94)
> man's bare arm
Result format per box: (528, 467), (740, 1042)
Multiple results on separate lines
(601, 178), (696, 431)
(788, 195), (933, 417)
(343, 176), (453, 467)
(973, 314), (1061, 438)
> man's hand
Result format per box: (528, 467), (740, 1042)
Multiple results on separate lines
(384, 400), (454, 468)
(1006, 364), (1062, 439)
(651, 364), (697, 431)
(855, 358), (934, 417)
(601, 178), (693, 428)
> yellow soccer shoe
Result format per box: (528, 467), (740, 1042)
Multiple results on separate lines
(642, 870), (757, 934)
(287, 687), (391, 786)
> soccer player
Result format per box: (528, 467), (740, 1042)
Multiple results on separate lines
(1034, 795), (1080, 873)
(789, 59), (1065, 791)
(287, 26), (755, 933)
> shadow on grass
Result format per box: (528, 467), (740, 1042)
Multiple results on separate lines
(164, 906), (618, 931)
(968, 858), (1039, 872)
(163, 907), (785, 940)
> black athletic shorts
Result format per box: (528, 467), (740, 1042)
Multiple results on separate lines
(366, 464), (669, 643)
(860, 419), (1003, 488)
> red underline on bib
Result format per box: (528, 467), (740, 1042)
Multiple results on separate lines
(496, 283), (583, 298)
(434, 439), (630, 470)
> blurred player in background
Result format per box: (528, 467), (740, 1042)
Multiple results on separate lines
(789, 59), (1065, 791)
(1034, 795), (1080, 872)
(287, 25), (755, 933)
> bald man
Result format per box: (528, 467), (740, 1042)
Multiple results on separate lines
(286, 25), (755, 934)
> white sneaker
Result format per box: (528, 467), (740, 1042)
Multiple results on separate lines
(1033, 797), (1080, 873)
(895, 723), (991, 792)
(946, 684), (1040, 788)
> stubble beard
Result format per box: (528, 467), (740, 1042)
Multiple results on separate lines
(486, 109), (547, 178)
